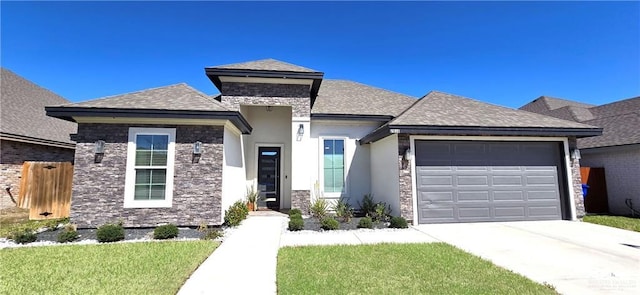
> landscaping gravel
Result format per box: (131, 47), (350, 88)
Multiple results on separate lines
(36, 227), (205, 242)
(301, 216), (389, 231)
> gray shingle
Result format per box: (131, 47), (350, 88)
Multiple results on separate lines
(57, 83), (231, 112)
(578, 111), (640, 148)
(391, 91), (596, 129)
(1, 68), (76, 144)
(312, 80), (417, 117)
(521, 95), (595, 113)
(209, 58), (320, 73)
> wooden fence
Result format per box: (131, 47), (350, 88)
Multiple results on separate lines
(580, 167), (609, 214)
(17, 162), (73, 220)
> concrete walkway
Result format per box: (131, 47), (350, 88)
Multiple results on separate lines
(177, 215), (287, 295)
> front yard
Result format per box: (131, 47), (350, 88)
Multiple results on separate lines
(277, 243), (557, 294)
(0, 240), (217, 295)
(583, 215), (640, 232)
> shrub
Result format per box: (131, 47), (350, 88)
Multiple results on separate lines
(288, 215), (304, 231)
(372, 202), (392, 222)
(320, 217), (339, 230)
(333, 197), (354, 223)
(202, 229), (223, 240)
(96, 223), (125, 243)
(154, 224), (179, 240)
(57, 229), (79, 243)
(310, 198), (329, 219)
(357, 217), (374, 229)
(288, 208), (302, 217)
(389, 216), (409, 229)
(11, 230), (37, 244)
(224, 200), (249, 227)
(358, 194), (376, 216)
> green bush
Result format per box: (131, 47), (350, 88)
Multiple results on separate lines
(224, 200), (249, 227)
(11, 230), (37, 244)
(373, 202), (392, 222)
(389, 216), (409, 229)
(358, 194), (377, 216)
(320, 217), (339, 230)
(289, 208), (302, 217)
(334, 196), (354, 223)
(96, 223), (125, 243)
(201, 229), (223, 240)
(154, 224), (179, 240)
(357, 217), (374, 229)
(288, 215), (304, 231)
(310, 198), (329, 219)
(57, 230), (79, 243)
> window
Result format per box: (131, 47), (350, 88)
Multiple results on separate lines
(124, 128), (175, 208)
(323, 139), (344, 193)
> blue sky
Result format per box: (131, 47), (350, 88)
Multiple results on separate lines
(2, 1), (638, 107)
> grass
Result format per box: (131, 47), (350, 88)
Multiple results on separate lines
(0, 240), (218, 295)
(277, 243), (557, 295)
(0, 207), (68, 238)
(583, 215), (640, 232)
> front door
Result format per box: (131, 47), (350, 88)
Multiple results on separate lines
(257, 147), (281, 210)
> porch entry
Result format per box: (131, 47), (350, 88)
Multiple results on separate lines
(257, 146), (281, 210)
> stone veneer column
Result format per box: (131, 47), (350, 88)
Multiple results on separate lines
(569, 137), (586, 218)
(397, 134), (413, 222)
(291, 190), (311, 214)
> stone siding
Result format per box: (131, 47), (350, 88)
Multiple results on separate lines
(221, 96), (310, 118)
(0, 140), (75, 209)
(568, 137), (586, 218)
(221, 82), (309, 98)
(71, 123), (224, 228)
(397, 134), (413, 222)
(291, 190), (311, 214)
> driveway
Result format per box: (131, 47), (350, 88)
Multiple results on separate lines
(414, 221), (640, 295)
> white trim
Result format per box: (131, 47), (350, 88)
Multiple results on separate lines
(292, 117), (311, 122)
(219, 76), (314, 85)
(124, 127), (176, 208)
(318, 136), (348, 199)
(255, 143), (285, 209)
(409, 135), (574, 225)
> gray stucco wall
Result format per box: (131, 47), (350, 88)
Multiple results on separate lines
(70, 123), (224, 228)
(0, 139), (75, 209)
(580, 145), (640, 215)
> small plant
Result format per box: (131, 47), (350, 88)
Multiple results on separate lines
(289, 208), (302, 217)
(96, 223), (125, 243)
(389, 216), (409, 229)
(320, 217), (340, 230)
(310, 198), (329, 219)
(57, 229), (79, 243)
(358, 194), (377, 216)
(245, 186), (260, 211)
(224, 200), (249, 227)
(154, 224), (179, 240)
(333, 196), (354, 223)
(372, 202), (392, 222)
(201, 229), (223, 240)
(288, 215), (304, 231)
(357, 217), (374, 229)
(11, 230), (37, 244)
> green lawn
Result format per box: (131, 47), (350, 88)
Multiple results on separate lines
(0, 241), (217, 295)
(278, 243), (557, 295)
(583, 215), (640, 232)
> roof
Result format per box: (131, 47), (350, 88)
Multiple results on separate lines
(56, 83), (231, 112)
(361, 91), (601, 144)
(209, 58), (319, 73)
(312, 80), (417, 118)
(46, 83), (252, 134)
(0, 68), (76, 147)
(520, 95), (640, 149)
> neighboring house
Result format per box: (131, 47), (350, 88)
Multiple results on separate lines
(46, 59), (601, 228)
(521, 95), (640, 215)
(0, 68), (77, 209)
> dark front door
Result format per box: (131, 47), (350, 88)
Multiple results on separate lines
(258, 147), (281, 210)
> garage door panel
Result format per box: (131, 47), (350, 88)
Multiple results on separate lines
(416, 140), (563, 224)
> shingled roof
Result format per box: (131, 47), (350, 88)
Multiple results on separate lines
(210, 58), (320, 73)
(1, 68), (76, 147)
(312, 80), (417, 118)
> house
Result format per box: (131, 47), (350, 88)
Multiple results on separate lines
(45, 59), (601, 228)
(0, 68), (77, 209)
(521, 95), (640, 215)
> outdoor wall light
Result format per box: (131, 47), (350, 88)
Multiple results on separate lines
(94, 140), (105, 163)
(402, 148), (412, 169)
(297, 124), (304, 136)
(192, 141), (203, 164)
(570, 148), (581, 160)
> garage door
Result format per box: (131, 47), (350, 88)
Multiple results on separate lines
(415, 140), (564, 224)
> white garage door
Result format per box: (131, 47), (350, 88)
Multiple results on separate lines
(415, 140), (564, 224)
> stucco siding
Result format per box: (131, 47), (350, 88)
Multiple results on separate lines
(370, 134), (401, 216)
(580, 145), (640, 215)
(221, 126), (246, 220)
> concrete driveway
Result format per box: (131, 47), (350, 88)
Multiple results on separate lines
(414, 221), (640, 295)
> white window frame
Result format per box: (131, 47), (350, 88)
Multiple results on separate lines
(318, 136), (348, 199)
(124, 127), (176, 208)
